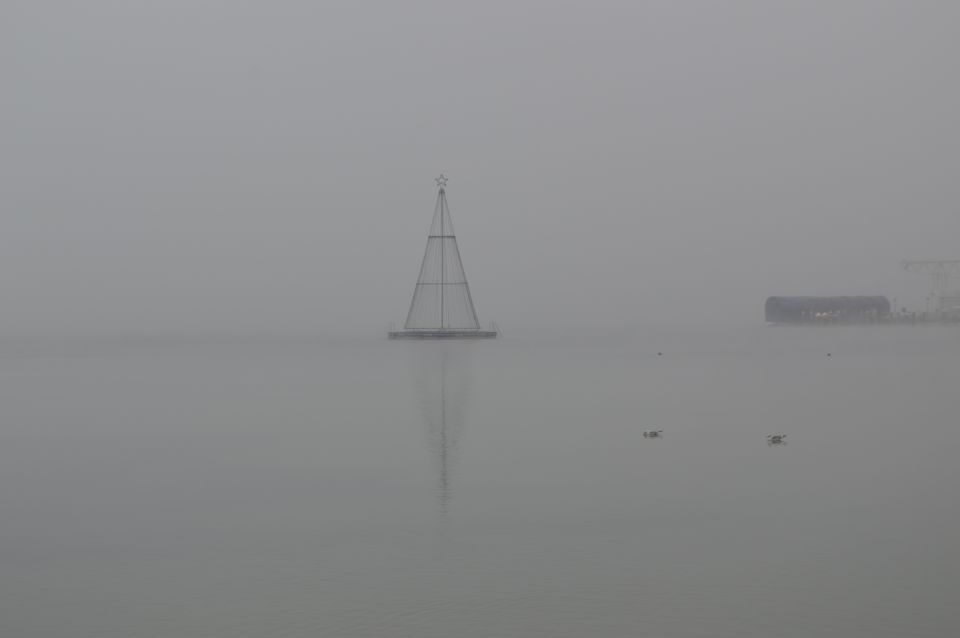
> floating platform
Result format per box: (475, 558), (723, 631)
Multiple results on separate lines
(389, 329), (497, 339)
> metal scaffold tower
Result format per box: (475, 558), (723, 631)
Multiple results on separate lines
(902, 260), (960, 314)
(389, 176), (497, 339)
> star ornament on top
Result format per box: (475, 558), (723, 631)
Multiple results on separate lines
(435, 175), (449, 188)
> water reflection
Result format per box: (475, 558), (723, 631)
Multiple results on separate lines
(409, 343), (474, 513)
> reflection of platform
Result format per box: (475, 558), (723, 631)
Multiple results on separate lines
(389, 329), (497, 339)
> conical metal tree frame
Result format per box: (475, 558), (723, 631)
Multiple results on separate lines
(389, 177), (497, 339)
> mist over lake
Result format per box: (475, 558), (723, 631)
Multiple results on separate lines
(4, 2), (960, 636)
(2, 327), (957, 637)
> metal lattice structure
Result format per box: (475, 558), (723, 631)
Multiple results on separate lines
(902, 260), (960, 313)
(389, 177), (497, 339)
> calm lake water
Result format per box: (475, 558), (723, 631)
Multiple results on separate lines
(1, 326), (958, 637)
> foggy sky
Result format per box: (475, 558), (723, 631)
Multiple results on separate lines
(3, 1), (959, 336)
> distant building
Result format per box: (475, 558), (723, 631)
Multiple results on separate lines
(765, 296), (891, 323)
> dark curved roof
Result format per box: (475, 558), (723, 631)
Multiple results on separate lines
(765, 296), (891, 322)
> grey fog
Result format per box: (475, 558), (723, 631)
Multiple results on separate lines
(2, 2), (959, 637)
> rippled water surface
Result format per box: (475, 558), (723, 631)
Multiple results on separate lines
(1, 327), (958, 637)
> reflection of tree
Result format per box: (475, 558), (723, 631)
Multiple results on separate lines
(410, 343), (473, 514)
